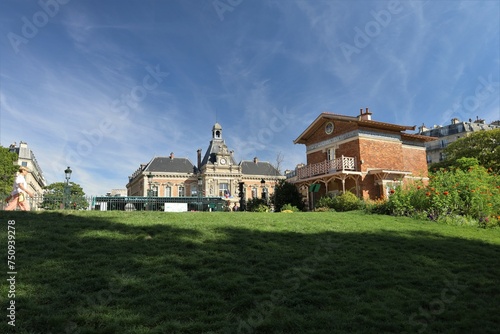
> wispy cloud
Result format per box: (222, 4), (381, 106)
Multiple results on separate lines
(1, 0), (498, 194)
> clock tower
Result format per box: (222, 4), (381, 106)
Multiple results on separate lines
(199, 122), (237, 167)
(199, 123), (242, 197)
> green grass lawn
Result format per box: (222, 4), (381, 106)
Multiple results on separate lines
(1, 210), (499, 334)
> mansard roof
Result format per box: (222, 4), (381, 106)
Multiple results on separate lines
(146, 156), (196, 174)
(200, 122), (238, 167)
(293, 111), (416, 144)
(240, 160), (282, 176)
(200, 139), (237, 166)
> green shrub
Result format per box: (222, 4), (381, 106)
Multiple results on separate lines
(384, 158), (500, 224)
(332, 192), (361, 212)
(437, 214), (478, 227)
(315, 195), (336, 209)
(364, 199), (391, 215)
(254, 204), (270, 212)
(314, 206), (334, 212)
(281, 203), (301, 212)
(316, 192), (361, 212)
(246, 198), (269, 212)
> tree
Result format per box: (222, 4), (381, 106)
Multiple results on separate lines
(0, 146), (18, 195)
(42, 182), (88, 210)
(271, 179), (305, 212)
(274, 151), (284, 174)
(431, 129), (500, 173)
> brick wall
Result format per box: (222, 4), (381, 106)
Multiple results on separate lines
(307, 150), (326, 165)
(337, 139), (361, 166)
(402, 145), (428, 178)
(358, 138), (404, 172)
(360, 174), (379, 199)
(306, 120), (358, 146)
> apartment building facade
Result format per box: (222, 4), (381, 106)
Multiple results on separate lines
(8, 141), (47, 196)
(417, 117), (500, 165)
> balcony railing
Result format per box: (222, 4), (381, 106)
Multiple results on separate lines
(296, 156), (357, 180)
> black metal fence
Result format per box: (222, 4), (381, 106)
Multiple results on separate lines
(1, 194), (228, 212)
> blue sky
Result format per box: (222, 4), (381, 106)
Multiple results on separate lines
(1, 0), (499, 195)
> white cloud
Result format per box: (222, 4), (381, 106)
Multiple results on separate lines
(1, 0), (498, 194)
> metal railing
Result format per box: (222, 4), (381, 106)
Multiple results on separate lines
(1, 194), (228, 212)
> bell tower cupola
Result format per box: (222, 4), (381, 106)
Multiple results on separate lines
(212, 122), (223, 140)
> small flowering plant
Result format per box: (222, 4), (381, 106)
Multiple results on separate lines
(384, 158), (500, 227)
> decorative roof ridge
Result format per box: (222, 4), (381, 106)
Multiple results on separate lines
(358, 119), (415, 131)
(401, 133), (438, 142)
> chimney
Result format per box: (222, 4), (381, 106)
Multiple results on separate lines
(169, 152), (174, 159)
(253, 157), (258, 163)
(197, 149), (202, 169)
(451, 118), (460, 125)
(418, 123), (429, 133)
(474, 116), (485, 124)
(358, 107), (372, 121)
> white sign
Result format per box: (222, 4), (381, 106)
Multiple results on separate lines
(164, 203), (188, 212)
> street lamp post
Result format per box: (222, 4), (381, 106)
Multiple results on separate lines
(147, 172), (153, 210)
(260, 178), (266, 204)
(64, 166), (72, 209)
(238, 181), (245, 211)
(198, 175), (203, 211)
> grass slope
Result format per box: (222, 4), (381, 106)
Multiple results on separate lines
(1, 211), (499, 334)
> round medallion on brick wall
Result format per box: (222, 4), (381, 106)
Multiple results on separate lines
(325, 122), (334, 134)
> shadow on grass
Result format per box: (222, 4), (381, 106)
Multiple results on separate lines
(1, 211), (499, 334)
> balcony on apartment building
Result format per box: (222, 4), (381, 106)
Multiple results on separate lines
(295, 156), (357, 180)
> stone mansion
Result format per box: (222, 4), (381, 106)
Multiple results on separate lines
(126, 123), (285, 206)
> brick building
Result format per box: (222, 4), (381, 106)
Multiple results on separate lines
(126, 123), (284, 209)
(288, 108), (435, 208)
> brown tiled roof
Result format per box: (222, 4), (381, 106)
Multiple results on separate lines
(294, 112), (418, 144)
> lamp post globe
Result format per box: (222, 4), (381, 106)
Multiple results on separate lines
(65, 166), (72, 183)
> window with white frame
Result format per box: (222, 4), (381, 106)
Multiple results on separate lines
(219, 183), (229, 197)
(178, 185), (185, 197)
(191, 184), (198, 196)
(165, 186), (171, 197)
(327, 147), (335, 161)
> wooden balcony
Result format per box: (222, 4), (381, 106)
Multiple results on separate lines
(296, 156), (357, 180)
